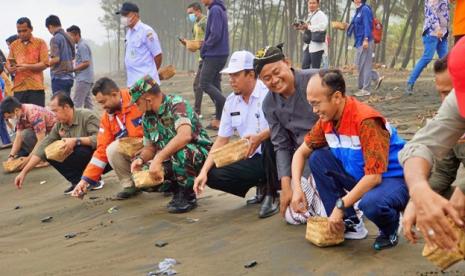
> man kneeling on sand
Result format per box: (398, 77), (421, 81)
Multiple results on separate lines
(71, 77), (144, 199)
(129, 75), (212, 213)
(193, 51), (279, 218)
(292, 69), (409, 250)
(14, 93), (101, 194)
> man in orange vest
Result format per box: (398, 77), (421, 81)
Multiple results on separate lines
(291, 69), (409, 251)
(71, 77), (144, 199)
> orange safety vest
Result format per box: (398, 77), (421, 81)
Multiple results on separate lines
(82, 89), (143, 185)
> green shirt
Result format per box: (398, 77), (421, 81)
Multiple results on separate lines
(142, 94), (212, 154)
(34, 109), (100, 160)
(193, 15), (207, 61)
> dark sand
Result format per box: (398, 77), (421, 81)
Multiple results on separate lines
(1, 70), (464, 276)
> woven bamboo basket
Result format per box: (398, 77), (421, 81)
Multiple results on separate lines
(210, 139), (249, 168)
(159, 65), (176, 81)
(133, 170), (164, 189)
(118, 137), (144, 158)
(331, 21), (348, 31)
(186, 40), (202, 52)
(306, 217), (344, 247)
(422, 219), (465, 270)
(3, 157), (26, 173)
(45, 140), (72, 162)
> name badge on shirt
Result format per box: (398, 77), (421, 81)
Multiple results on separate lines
(231, 111), (241, 127)
(230, 112), (240, 116)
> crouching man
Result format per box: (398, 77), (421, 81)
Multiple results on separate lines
(292, 69), (409, 250)
(193, 51), (279, 218)
(14, 92), (100, 194)
(71, 77), (144, 199)
(129, 75), (212, 213)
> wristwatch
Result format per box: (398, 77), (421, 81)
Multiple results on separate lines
(336, 198), (345, 210)
(76, 137), (81, 146)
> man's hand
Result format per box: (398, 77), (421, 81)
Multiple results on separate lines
(279, 184), (293, 217)
(290, 187), (307, 214)
(243, 135), (261, 158)
(149, 156), (164, 182)
(71, 180), (89, 199)
(194, 171), (208, 196)
(16, 64), (30, 72)
(362, 39), (369, 49)
(402, 201), (419, 244)
(14, 172), (26, 189)
(180, 38), (187, 46)
(328, 207), (345, 234)
(411, 185), (463, 250)
(130, 157), (143, 173)
(450, 188), (465, 221)
(62, 138), (77, 155)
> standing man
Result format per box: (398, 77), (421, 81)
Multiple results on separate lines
(405, 0), (449, 95)
(199, 0), (229, 130)
(71, 77), (144, 200)
(6, 17), (48, 107)
(117, 2), (163, 87)
(194, 51), (279, 218)
(13, 93), (100, 194)
(45, 15), (76, 96)
(181, 2), (207, 117)
(129, 75), (212, 213)
(67, 25), (94, 109)
(253, 44), (324, 223)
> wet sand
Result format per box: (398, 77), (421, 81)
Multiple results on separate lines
(1, 70), (464, 275)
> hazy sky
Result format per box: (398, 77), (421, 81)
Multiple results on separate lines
(1, 0), (107, 52)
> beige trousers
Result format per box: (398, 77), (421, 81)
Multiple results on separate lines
(106, 140), (134, 188)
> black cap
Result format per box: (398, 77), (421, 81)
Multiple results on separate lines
(116, 2), (139, 15)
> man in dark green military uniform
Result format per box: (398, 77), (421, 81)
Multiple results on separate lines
(129, 75), (212, 213)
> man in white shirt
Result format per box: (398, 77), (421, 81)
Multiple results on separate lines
(194, 51), (279, 218)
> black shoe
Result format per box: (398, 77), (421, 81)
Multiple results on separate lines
(246, 186), (265, 205)
(167, 188), (197, 214)
(373, 231), (399, 251)
(115, 186), (140, 200)
(258, 195), (279, 218)
(64, 185), (76, 195)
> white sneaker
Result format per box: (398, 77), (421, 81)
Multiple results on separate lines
(344, 218), (369, 240)
(354, 90), (371, 97)
(89, 180), (105, 191)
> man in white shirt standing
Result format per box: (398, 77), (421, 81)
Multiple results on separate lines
(194, 51), (279, 218)
(117, 2), (163, 87)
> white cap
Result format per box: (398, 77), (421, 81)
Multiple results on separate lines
(220, 51), (255, 74)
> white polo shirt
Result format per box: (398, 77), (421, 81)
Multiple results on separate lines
(218, 80), (270, 155)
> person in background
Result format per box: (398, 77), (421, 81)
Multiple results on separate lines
(298, 0), (328, 69)
(451, 0), (464, 44)
(0, 96), (56, 167)
(199, 0), (229, 130)
(46, 15), (75, 97)
(180, 2), (207, 118)
(117, 2), (163, 87)
(405, 0), (449, 95)
(0, 63), (12, 148)
(14, 93), (101, 194)
(67, 25), (95, 109)
(347, 0), (383, 97)
(6, 17), (48, 107)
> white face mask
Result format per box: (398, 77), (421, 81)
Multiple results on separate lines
(121, 16), (129, 27)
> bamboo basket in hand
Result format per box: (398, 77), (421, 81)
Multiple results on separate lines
(3, 157), (26, 173)
(186, 40), (202, 52)
(133, 170), (164, 189)
(306, 217), (344, 247)
(210, 139), (250, 168)
(45, 140), (72, 162)
(331, 21), (348, 31)
(422, 219), (465, 270)
(159, 65), (176, 81)
(118, 137), (143, 158)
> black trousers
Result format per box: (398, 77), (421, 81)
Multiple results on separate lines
(47, 146), (112, 186)
(14, 90), (45, 107)
(207, 139), (279, 198)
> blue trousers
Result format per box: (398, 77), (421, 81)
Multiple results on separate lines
(407, 34), (448, 86)
(309, 148), (409, 236)
(52, 79), (74, 97)
(0, 112), (11, 145)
